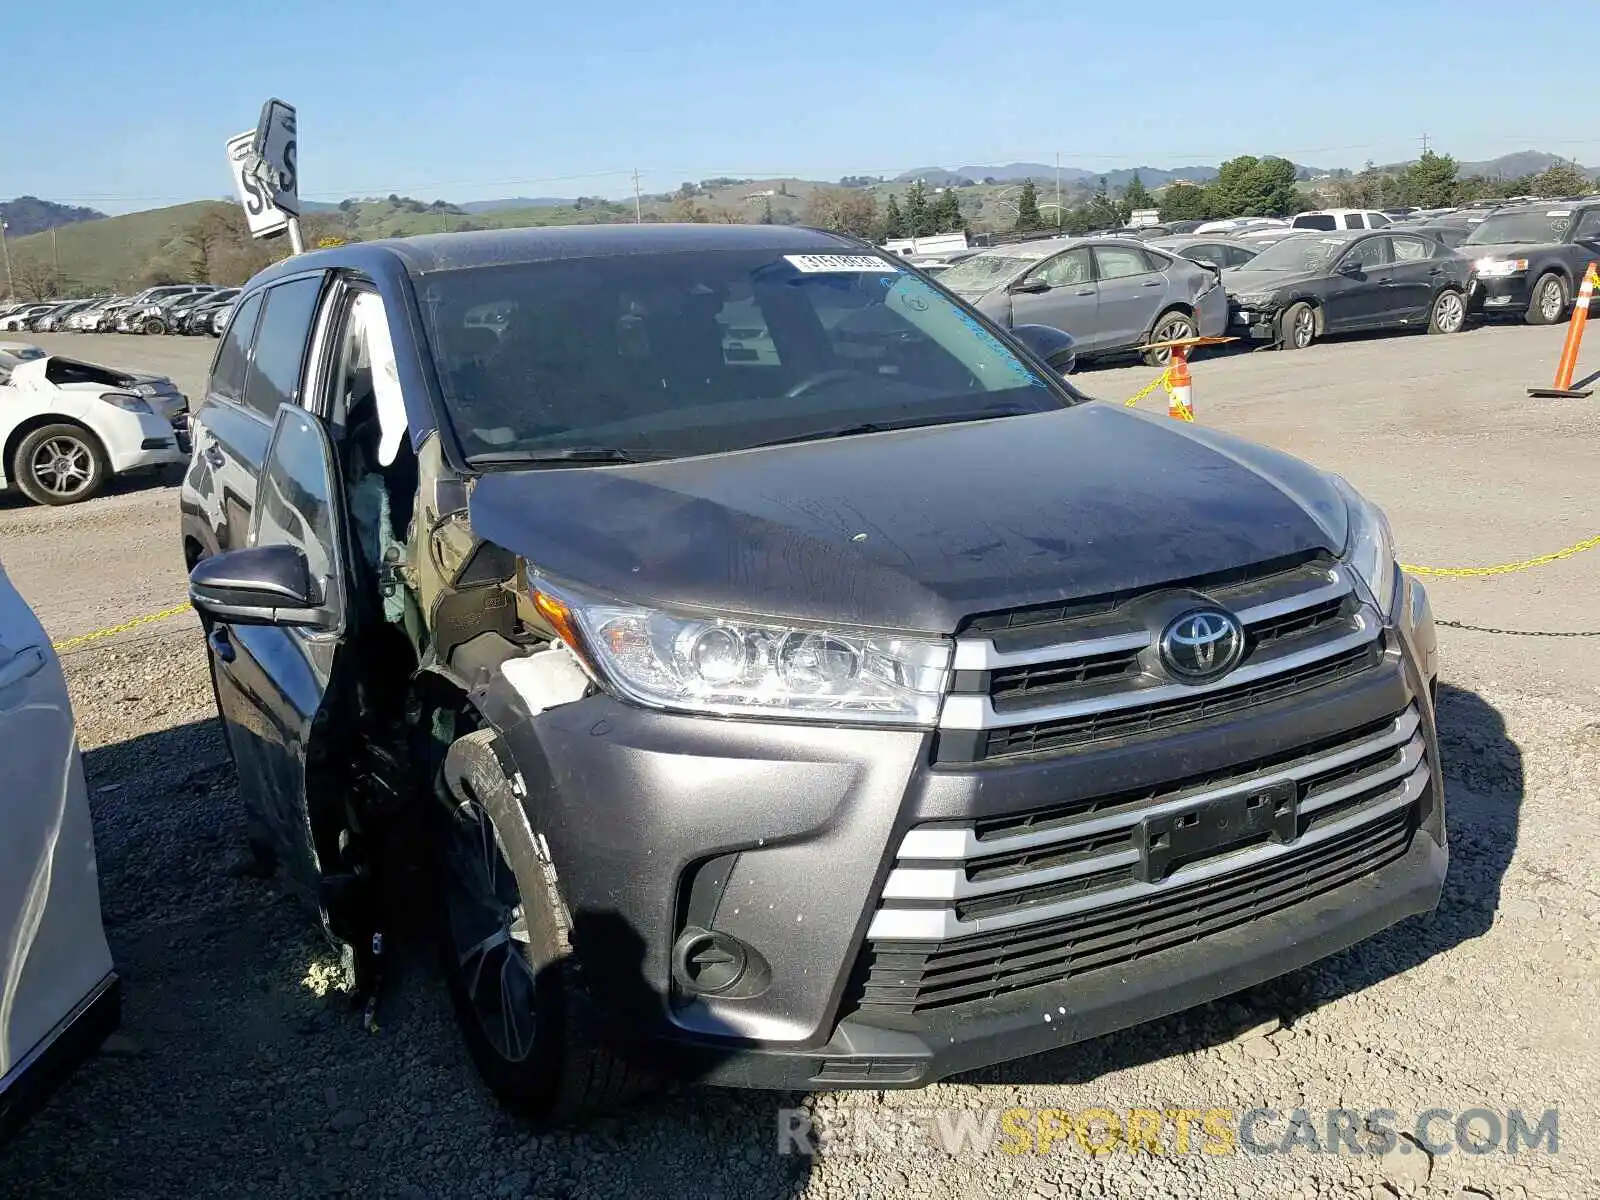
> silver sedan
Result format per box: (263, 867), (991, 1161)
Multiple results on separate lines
(938, 236), (1229, 366)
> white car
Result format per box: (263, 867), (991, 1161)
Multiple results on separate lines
(0, 350), (186, 505)
(0, 304), (66, 333)
(0, 561), (119, 1140)
(1289, 208), (1394, 232)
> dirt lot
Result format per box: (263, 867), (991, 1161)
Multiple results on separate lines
(1, 327), (1597, 1199)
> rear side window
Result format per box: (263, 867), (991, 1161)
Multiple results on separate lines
(1345, 214), (1366, 229)
(1391, 235), (1433, 262)
(243, 277), (324, 420)
(1094, 245), (1155, 279)
(210, 292), (264, 403)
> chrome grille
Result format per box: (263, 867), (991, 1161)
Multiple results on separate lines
(869, 705), (1428, 943)
(937, 556), (1383, 763)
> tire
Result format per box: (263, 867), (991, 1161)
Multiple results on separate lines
(434, 730), (652, 1123)
(1525, 272), (1567, 325)
(12, 423), (109, 506)
(1427, 288), (1466, 335)
(1142, 309), (1197, 367)
(143, 317), (167, 336)
(1280, 301), (1317, 350)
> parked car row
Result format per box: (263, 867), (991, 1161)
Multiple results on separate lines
(0, 285), (237, 339)
(917, 197), (1600, 360)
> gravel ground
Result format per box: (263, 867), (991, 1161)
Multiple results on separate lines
(1, 328), (1597, 1199)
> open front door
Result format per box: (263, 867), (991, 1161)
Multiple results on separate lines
(202, 404), (354, 939)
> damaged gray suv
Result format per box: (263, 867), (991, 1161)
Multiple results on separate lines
(179, 225), (1445, 1120)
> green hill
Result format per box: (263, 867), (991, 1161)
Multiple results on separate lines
(5, 201), (231, 294)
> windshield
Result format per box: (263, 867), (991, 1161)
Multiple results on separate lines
(415, 248), (1068, 464)
(1235, 234), (1345, 273)
(934, 253), (1037, 293)
(1464, 211), (1573, 246)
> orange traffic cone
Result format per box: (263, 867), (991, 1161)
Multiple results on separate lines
(1167, 346), (1195, 421)
(1529, 261), (1600, 398)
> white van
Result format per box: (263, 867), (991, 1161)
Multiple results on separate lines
(1290, 208), (1393, 231)
(0, 562), (118, 1141)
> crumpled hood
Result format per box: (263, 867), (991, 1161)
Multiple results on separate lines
(468, 405), (1347, 633)
(1222, 268), (1320, 300)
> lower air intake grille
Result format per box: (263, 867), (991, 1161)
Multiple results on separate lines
(852, 807), (1414, 1016)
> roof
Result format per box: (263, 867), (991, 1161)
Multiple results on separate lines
(1148, 235), (1257, 250)
(342, 223), (865, 277)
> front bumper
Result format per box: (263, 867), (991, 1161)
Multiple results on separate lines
(0, 971), (120, 1142)
(1467, 274), (1531, 313)
(1230, 305), (1280, 341)
(482, 578), (1443, 1090)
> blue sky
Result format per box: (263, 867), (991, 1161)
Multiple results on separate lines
(3, 0), (1590, 214)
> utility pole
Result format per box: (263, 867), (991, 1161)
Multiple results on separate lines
(1421, 132), (1430, 156)
(633, 168), (642, 224)
(0, 219), (11, 300)
(51, 225), (59, 281)
(1055, 152), (1062, 231)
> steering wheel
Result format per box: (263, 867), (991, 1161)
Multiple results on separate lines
(784, 369), (863, 399)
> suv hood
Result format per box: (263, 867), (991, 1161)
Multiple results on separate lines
(1457, 241), (1558, 259)
(468, 405), (1348, 632)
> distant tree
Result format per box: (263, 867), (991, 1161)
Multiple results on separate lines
(760, 197), (774, 224)
(338, 198), (356, 213)
(1397, 151), (1459, 208)
(931, 187), (964, 234)
(1121, 172), (1155, 213)
(1157, 182), (1210, 222)
(883, 193), (906, 238)
(1014, 180), (1043, 232)
(181, 208), (242, 283)
(803, 188), (879, 238)
(1207, 155), (1299, 218)
(1085, 177), (1121, 228)
(10, 255), (60, 301)
(675, 181), (701, 201)
(670, 196), (709, 222)
(982, 176), (997, 186)
(905, 180), (931, 236)
(1531, 159), (1590, 198)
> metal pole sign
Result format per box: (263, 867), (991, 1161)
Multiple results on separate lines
(250, 98), (300, 217)
(226, 132), (290, 239)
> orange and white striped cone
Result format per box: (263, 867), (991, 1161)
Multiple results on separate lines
(1529, 261), (1599, 399)
(1167, 346), (1195, 422)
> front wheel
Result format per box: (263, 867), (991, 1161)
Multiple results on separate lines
(13, 423), (108, 506)
(1280, 302), (1317, 350)
(1525, 273), (1568, 325)
(435, 730), (650, 1123)
(143, 317), (167, 336)
(1427, 288), (1466, 335)
(1143, 310), (1197, 367)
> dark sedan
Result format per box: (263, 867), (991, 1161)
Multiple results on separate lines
(1222, 229), (1472, 349)
(1147, 235), (1261, 271)
(1460, 202), (1600, 324)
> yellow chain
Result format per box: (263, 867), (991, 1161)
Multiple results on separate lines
(51, 604), (192, 652)
(1123, 369), (1172, 408)
(1402, 532), (1600, 578)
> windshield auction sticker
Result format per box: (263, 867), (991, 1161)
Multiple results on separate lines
(783, 254), (901, 273)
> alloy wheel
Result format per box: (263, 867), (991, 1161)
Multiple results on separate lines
(1150, 315), (1195, 364)
(441, 791), (539, 1063)
(1292, 308), (1315, 348)
(1540, 279), (1563, 323)
(1434, 292), (1465, 333)
(30, 436), (95, 499)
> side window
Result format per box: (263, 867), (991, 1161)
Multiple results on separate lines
(1227, 245), (1258, 267)
(1345, 214), (1366, 229)
(1028, 249), (1091, 288)
(1391, 235), (1433, 262)
(1342, 238), (1388, 272)
(1094, 245), (1155, 280)
(1368, 212), (1391, 228)
(1294, 214), (1336, 231)
(330, 290), (407, 465)
(242, 276), (325, 420)
(210, 292), (263, 403)
(252, 407), (342, 628)
(1186, 244), (1223, 267)
(1572, 209), (1600, 240)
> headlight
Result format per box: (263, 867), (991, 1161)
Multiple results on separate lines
(1472, 257), (1528, 277)
(99, 392), (152, 414)
(1330, 475), (1397, 616)
(530, 580), (951, 725)
(1237, 294), (1277, 309)
(132, 382), (158, 396)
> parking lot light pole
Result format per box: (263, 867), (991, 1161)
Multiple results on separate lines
(0, 220), (12, 300)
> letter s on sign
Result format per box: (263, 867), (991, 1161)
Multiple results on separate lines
(279, 140), (297, 194)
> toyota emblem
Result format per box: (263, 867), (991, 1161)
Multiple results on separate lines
(1159, 608), (1245, 682)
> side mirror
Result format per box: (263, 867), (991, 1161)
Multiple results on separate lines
(1336, 258), (1364, 276)
(189, 544), (330, 628)
(1011, 323), (1077, 374)
(1009, 278), (1051, 295)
